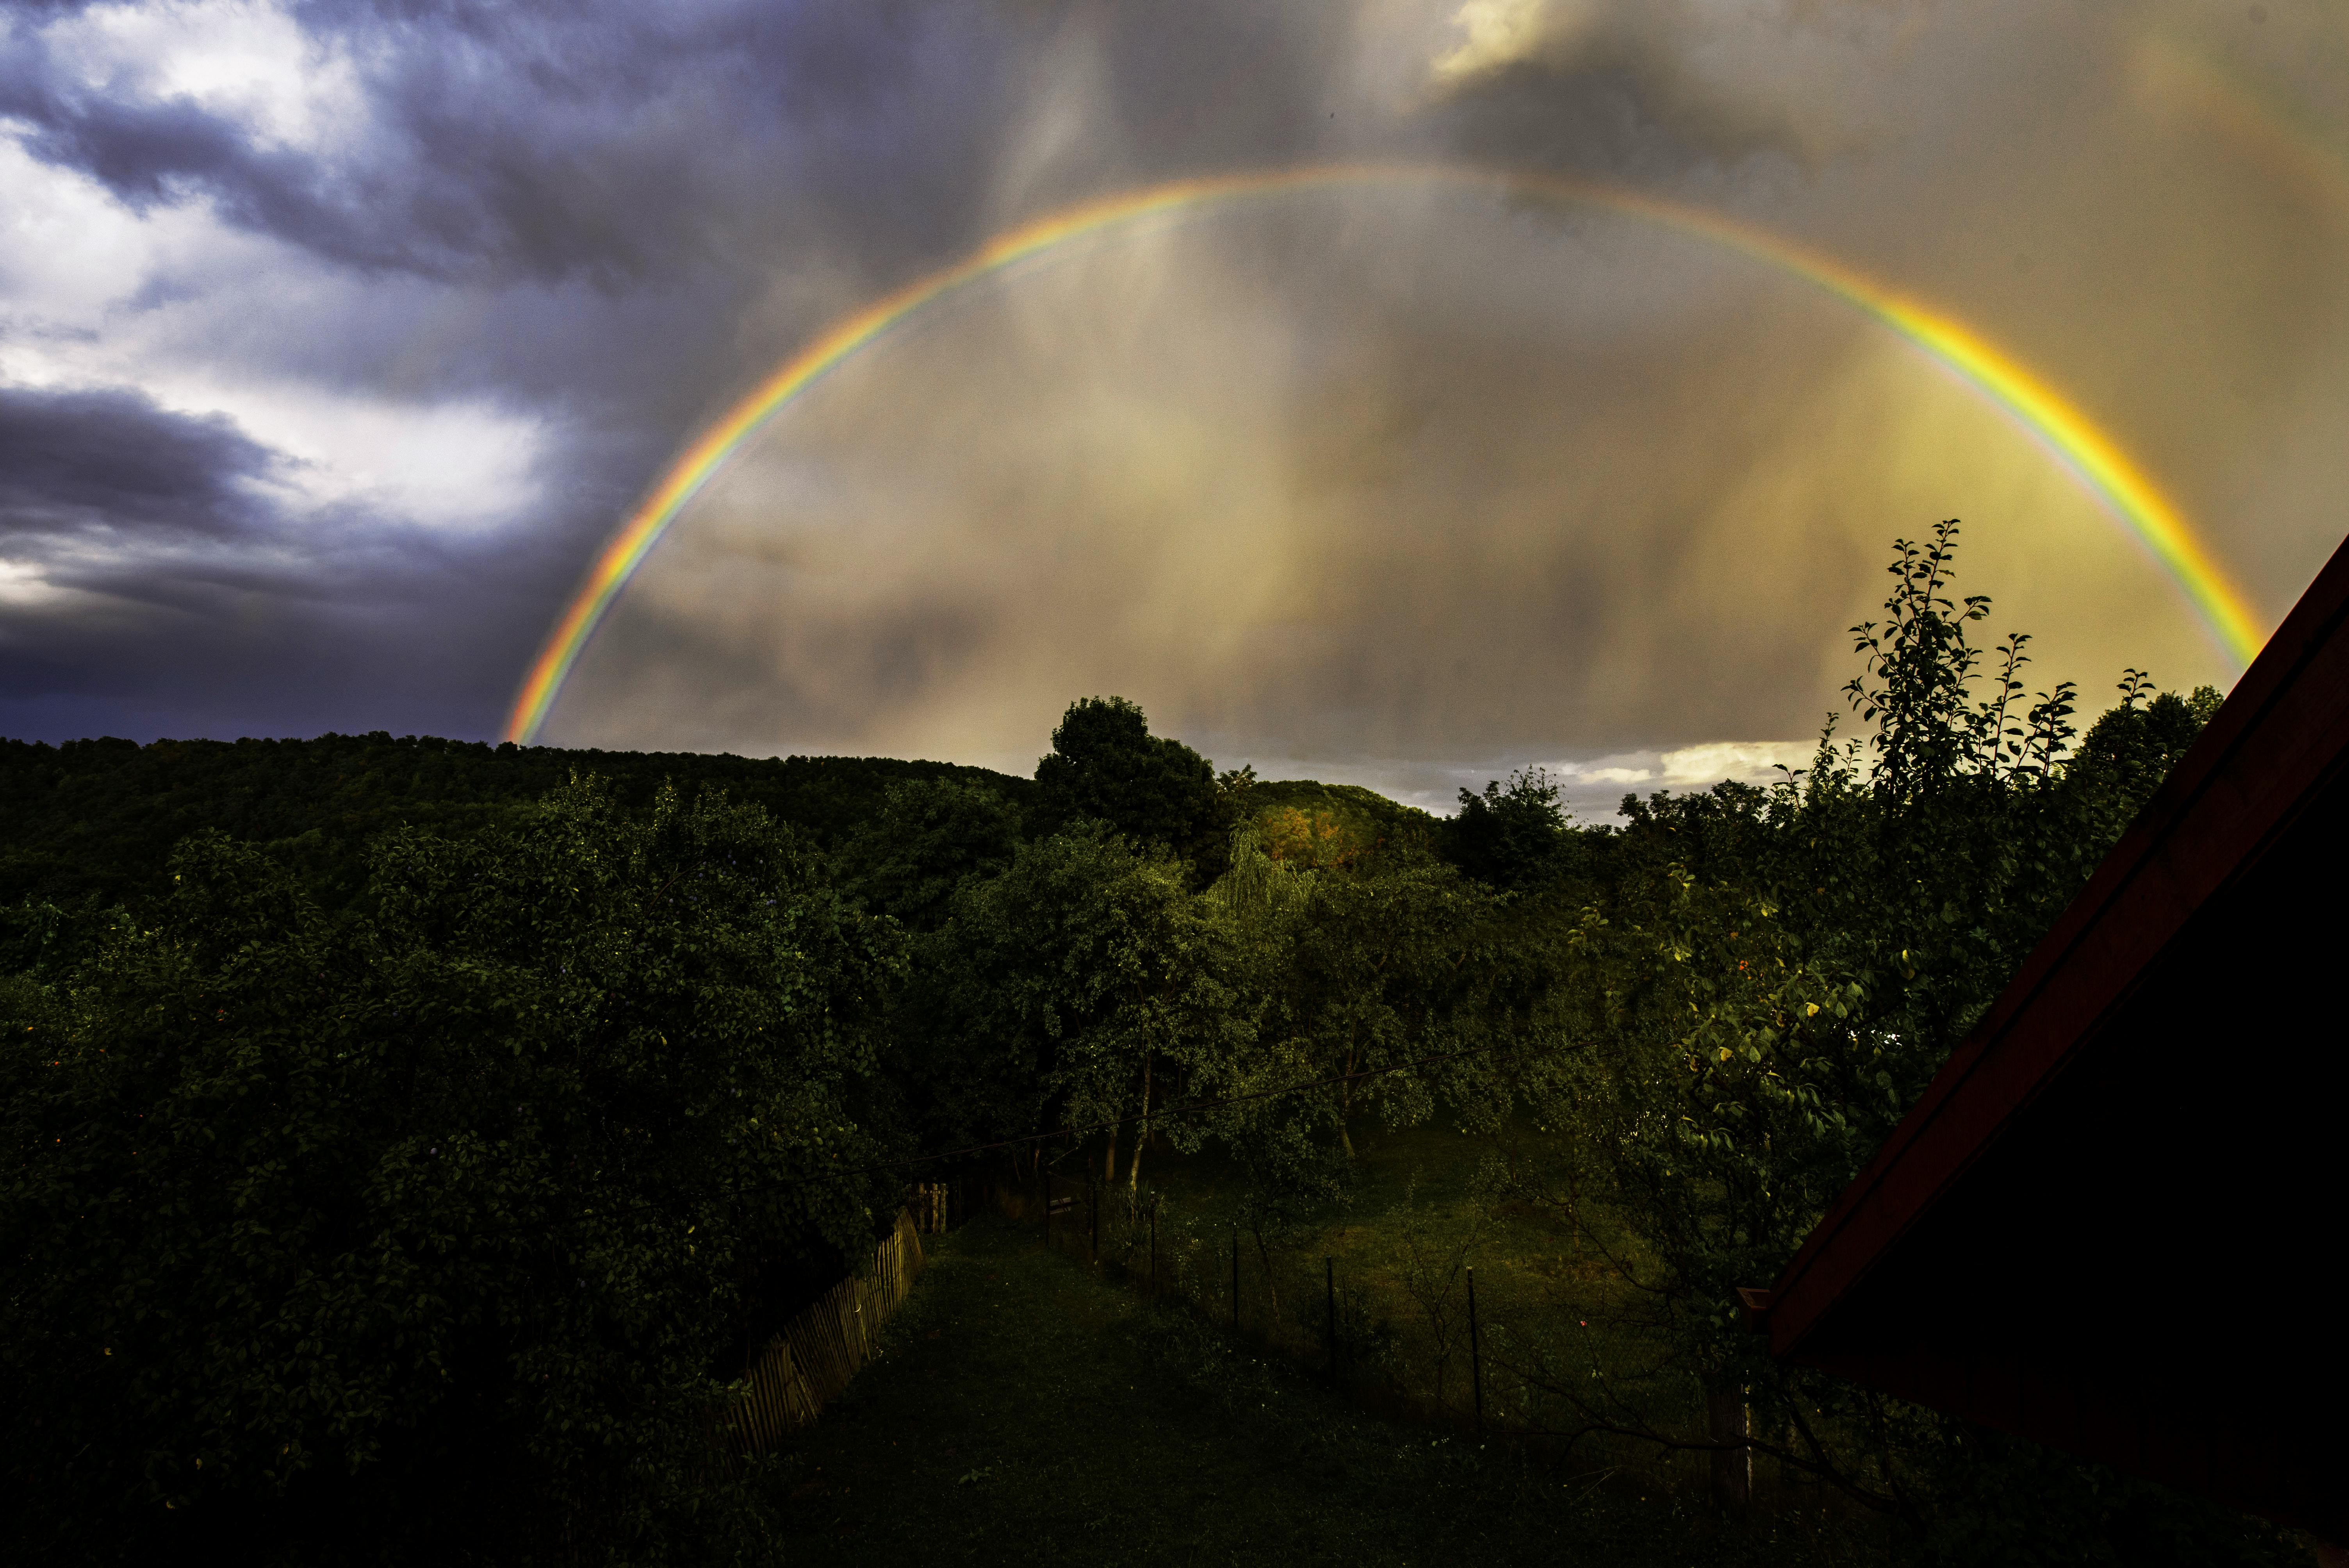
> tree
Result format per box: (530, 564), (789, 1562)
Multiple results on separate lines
(1494, 522), (2293, 1557)
(1, 780), (902, 1562)
(835, 776), (1022, 932)
(1029, 697), (1221, 868)
(892, 822), (1249, 1187)
(1442, 767), (1573, 891)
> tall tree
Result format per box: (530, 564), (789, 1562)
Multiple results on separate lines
(1029, 697), (1221, 866)
(1497, 522), (2281, 1555)
(1442, 767), (1574, 891)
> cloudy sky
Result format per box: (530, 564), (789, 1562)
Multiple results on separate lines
(5, 0), (2346, 816)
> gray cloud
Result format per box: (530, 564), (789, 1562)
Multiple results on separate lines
(1419, 0), (1858, 173)
(2, 1), (1007, 284)
(0, 383), (276, 545)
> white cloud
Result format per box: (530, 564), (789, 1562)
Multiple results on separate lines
(0, 140), (185, 331)
(1432, 0), (1597, 84)
(43, 0), (368, 153)
(1653, 739), (1816, 786)
(0, 559), (70, 608)
(176, 384), (549, 533)
(0, 132), (546, 536)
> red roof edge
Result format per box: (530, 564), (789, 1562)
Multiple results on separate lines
(1758, 531), (2349, 1360)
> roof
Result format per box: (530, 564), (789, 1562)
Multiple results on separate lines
(1745, 532), (2349, 1538)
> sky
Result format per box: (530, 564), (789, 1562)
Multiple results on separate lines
(4, 0), (2347, 818)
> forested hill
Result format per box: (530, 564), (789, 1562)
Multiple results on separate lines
(1246, 777), (1433, 846)
(0, 731), (1031, 911)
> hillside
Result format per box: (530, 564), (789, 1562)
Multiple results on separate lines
(1246, 777), (1440, 863)
(0, 731), (1031, 911)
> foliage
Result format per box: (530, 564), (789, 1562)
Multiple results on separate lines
(1237, 830), (1521, 1149)
(0, 780), (902, 1563)
(1491, 521), (2292, 1559)
(1258, 804), (1376, 870)
(1442, 766), (1580, 891)
(1027, 697), (1223, 873)
(892, 823), (1250, 1173)
(0, 527), (2288, 1560)
(0, 729), (1028, 918)
(1249, 777), (1440, 866)
(834, 776), (1022, 933)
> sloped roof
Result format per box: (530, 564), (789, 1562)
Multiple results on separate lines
(1746, 533), (2349, 1537)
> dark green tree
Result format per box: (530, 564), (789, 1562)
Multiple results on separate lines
(1, 780), (902, 1563)
(1029, 697), (1221, 869)
(892, 822), (1248, 1183)
(1442, 767), (1574, 891)
(835, 776), (1022, 932)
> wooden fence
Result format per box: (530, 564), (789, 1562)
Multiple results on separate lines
(909, 1181), (951, 1234)
(722, 1208), (925, 1455)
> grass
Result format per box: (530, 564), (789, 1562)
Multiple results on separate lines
(757, 1210), (1875, 1566)
(1075, 1120), (1708, 1464)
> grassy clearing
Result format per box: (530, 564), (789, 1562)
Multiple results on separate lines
(1070, 1121), (1717, 1477)
(758, 1212), (1880, 1566)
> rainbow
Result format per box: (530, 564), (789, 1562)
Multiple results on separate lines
(2133, 31), (2349, 230)
(506, 164), (2267, 743)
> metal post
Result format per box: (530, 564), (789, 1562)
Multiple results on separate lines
(1467, 1265), (1483, 1433)
(1326, 1256), (1337, 1383)
(1148, 1202), (1158, 1292)
(1043, 1170), (1050, 1249)
(1090, 1177), (1098, 1264)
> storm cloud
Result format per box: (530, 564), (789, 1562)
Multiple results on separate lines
(4, 0), (2346, 813)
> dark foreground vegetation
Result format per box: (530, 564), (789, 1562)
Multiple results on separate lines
(0, 524), (2310, 1563)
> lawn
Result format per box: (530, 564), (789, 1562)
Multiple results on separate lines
(757, 1210), (1878, 1566)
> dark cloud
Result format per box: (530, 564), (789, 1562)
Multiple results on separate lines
(4, 2), (1365, 289)
(0, 25), (406, 270)
(0, 383), (276, 545)
(0, 383), (556, 739)
(0, 383), (404, 611)
(2, 2), (1017, 284)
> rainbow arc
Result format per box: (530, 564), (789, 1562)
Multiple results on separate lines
(507, 164), (2266, 745)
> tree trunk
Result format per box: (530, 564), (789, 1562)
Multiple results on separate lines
(1338, 1042), (1359, 1159)
(1707, 1387), (1751, 1513)
(1565, 1165), (1581, 1264)
(1103, 1123), (1117, 1187)
(1254, 1233), (1282, 1326)
(1126, 1055), (1151, 1192)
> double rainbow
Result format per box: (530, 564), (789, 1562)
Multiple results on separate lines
(506, 164), (2266, 744)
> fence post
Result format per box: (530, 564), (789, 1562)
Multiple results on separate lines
(1467, 1265), (1483, 1433)
(1326, 1256), (1337, 1384)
